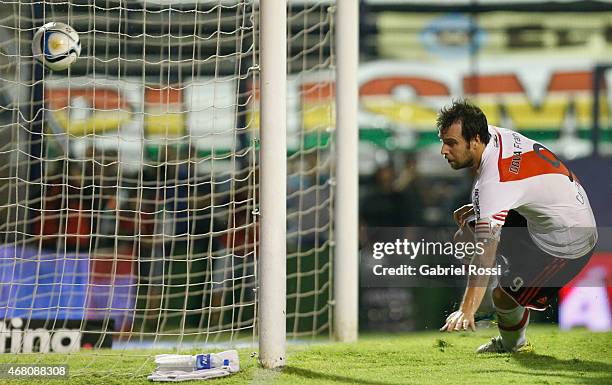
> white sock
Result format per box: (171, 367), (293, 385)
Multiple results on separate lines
(496, 305), (529, 351)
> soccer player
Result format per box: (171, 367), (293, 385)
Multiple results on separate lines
(436, 100), (598, 353)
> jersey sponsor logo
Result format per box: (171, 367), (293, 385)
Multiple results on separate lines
(509, 151), (522, 174)
(509, 133), (523, 174)
(472, 188), (481, 219)
(512, 132), (522, 149)
(576, 183), (585, 204)
(496, 133), (576, 182)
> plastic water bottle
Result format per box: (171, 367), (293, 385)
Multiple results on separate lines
(155, 350), (237, 372)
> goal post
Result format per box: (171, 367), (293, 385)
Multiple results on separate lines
(592, 63), (612, 157)
(333, 0), (359, 343)
(258, 0), (287, 369)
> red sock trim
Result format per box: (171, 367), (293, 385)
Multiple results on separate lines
(498, 308), (529, 331)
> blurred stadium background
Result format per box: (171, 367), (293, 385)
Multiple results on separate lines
(356, 0), (612, 333)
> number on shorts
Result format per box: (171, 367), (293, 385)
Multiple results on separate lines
(510, 276), (524, 292)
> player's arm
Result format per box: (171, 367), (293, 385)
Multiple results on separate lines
(440, 217), (502, 332)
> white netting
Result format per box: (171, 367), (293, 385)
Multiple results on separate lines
(285, 1), (334, 338)
(0, 0), (335, 376)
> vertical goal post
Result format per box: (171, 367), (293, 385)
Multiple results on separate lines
(333, 0), (359, 343)
(258, 0), (287, 369)
(592, 63), (612, 158)
(258, 0), (360, 366)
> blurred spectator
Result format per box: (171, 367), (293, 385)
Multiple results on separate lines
(64, 159), (94, 252)
(154, 145), (191, 254)
(360, 161), (422, 228)
(287, 152), (331, 250)
(419, 177), (471, 226)
(90, 148), (120, 249)
(393, 153), (425, 225)
(33, 162), (64, 250)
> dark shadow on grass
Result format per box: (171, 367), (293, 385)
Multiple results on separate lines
(283, 366), (405, 385)
(512, 354), (612, 385)
(476, 369), (611, 385)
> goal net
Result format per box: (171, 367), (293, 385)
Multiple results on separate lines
(0, 0), (335, 376)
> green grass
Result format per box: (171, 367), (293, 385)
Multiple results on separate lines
(0, 325), (610, 384)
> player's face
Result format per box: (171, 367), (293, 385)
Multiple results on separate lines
(439, 122), (475, 170)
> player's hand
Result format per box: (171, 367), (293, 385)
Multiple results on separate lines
(439, 310), (476, 332)
(453, 204), (475, 227)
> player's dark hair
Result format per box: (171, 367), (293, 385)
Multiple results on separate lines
(436, 99), (490, 145)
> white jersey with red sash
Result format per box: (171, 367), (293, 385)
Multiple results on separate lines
(472, 125), (597, 259)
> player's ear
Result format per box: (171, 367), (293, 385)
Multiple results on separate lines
(466, 137), (474, 149)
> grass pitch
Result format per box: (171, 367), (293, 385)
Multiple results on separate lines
(0, 325), (610, 384)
